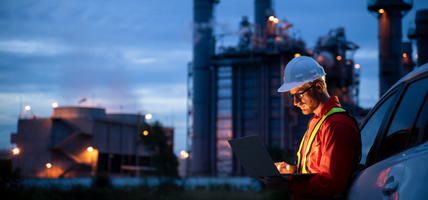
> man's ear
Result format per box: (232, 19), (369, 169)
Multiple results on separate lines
(316, 82), (324, 93)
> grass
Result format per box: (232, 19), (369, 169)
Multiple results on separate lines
(4, 185), (292, 200)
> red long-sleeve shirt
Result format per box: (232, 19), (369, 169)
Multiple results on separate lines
(290, 96), (362, 199)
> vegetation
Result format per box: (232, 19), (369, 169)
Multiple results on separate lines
(139, 120), (179, 178)
(1, 158), (291, 200)
(0, 159), (23, 200)
(3, 183), (289, 200)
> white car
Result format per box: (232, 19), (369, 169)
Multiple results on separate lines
(346, 63), (428, 199)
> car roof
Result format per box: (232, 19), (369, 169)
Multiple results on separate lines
(383, 63), (428, 98)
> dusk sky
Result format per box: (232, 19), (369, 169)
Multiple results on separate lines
(1, 0), (427, 155)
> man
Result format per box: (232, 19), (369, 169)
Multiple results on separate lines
(258, 56), (362, 200)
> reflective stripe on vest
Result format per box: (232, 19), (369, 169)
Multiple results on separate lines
(296, 107), (347, 173)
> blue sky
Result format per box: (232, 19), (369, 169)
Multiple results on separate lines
(1, 0), (427, 155)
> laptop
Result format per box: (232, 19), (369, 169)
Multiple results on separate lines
(228, 135), (316, 179)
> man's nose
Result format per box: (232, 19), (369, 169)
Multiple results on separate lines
(294, 96), (301, 106)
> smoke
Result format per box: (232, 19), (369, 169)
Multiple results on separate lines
(190, 19), (251, 46)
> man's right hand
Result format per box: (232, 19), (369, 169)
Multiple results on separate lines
(275, 162), (296, 173)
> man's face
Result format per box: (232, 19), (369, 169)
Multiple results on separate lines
(289, 83), (319, 115)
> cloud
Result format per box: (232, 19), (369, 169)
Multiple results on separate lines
(0, 40), (69, 55)
(129, 58), (157, 64)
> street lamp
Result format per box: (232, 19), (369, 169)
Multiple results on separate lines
(13, 148), (19, 155)
(87, 146), (93, 152)
(52, 102), (58, 108)
(180, 150), (189, 159)
(23, 105), (31, 119)
(273, 18), (279, 23)
(46, 163), (52, 179)
(145, 114), (152, 120)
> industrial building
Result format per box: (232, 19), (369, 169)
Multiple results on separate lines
(188, 0), (426, 177)
(10, 107), (174, 178)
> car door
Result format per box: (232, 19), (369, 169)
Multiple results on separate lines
(397, 97), (428, 200)
(346, 89), (401, 200)
(347, 75), (428, 200)
(382, 77), (428, 200)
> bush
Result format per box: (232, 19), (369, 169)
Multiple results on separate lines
(0, 159), (22, 189)
(0, 159), (23, 200)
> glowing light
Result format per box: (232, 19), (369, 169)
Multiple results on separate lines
(87, 146), (93, 152)
(415, 54), (418, 58)
(46, 163), (52, 168)
(355, 64), (361, 69)
(13, 148), (19, 155)
(145, 114), (152, 120)
(346, 60), (351, 65)
(180, 150), (189, 159)
(52, 102), (58, 108)
(336, 55), (342, 61)
(25, 105), (31, 111)
(379, 9), (384, 14)
(403, 53), (407, 58)
(143, 130), (149, 136)
(268, 16), (275, 21)
(273, 18), (279, 23)
(294, 53), (301, 58)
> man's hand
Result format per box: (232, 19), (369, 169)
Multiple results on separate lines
(256, 176), (290, 191)
(275, 162), (296, 173)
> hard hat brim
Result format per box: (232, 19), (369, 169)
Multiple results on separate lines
(277, 80), (313, 93)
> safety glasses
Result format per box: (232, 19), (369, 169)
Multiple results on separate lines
(288, 85), (314, 99)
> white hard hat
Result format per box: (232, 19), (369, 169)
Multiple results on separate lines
(277, 56), (327, 92)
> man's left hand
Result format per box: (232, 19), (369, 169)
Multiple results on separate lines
(256, 176), (290, 191)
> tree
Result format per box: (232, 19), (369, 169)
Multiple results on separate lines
(139, 121), (179, 177)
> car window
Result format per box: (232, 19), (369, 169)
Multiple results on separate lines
(378, 77), (428, 160)
(359, 92), (397, 165)
(416, 98), (428, 144)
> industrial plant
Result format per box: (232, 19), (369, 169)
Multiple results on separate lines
(187, 0), (427, 176)
(10, 107), (174, 178)
(6, 0), (428, 180)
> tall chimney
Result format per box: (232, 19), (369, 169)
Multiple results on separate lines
(254, 0), (271, 38)
(368, 0), (412, 97)
(409, 9), (428, 67)
(191, 0), (214, 176)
